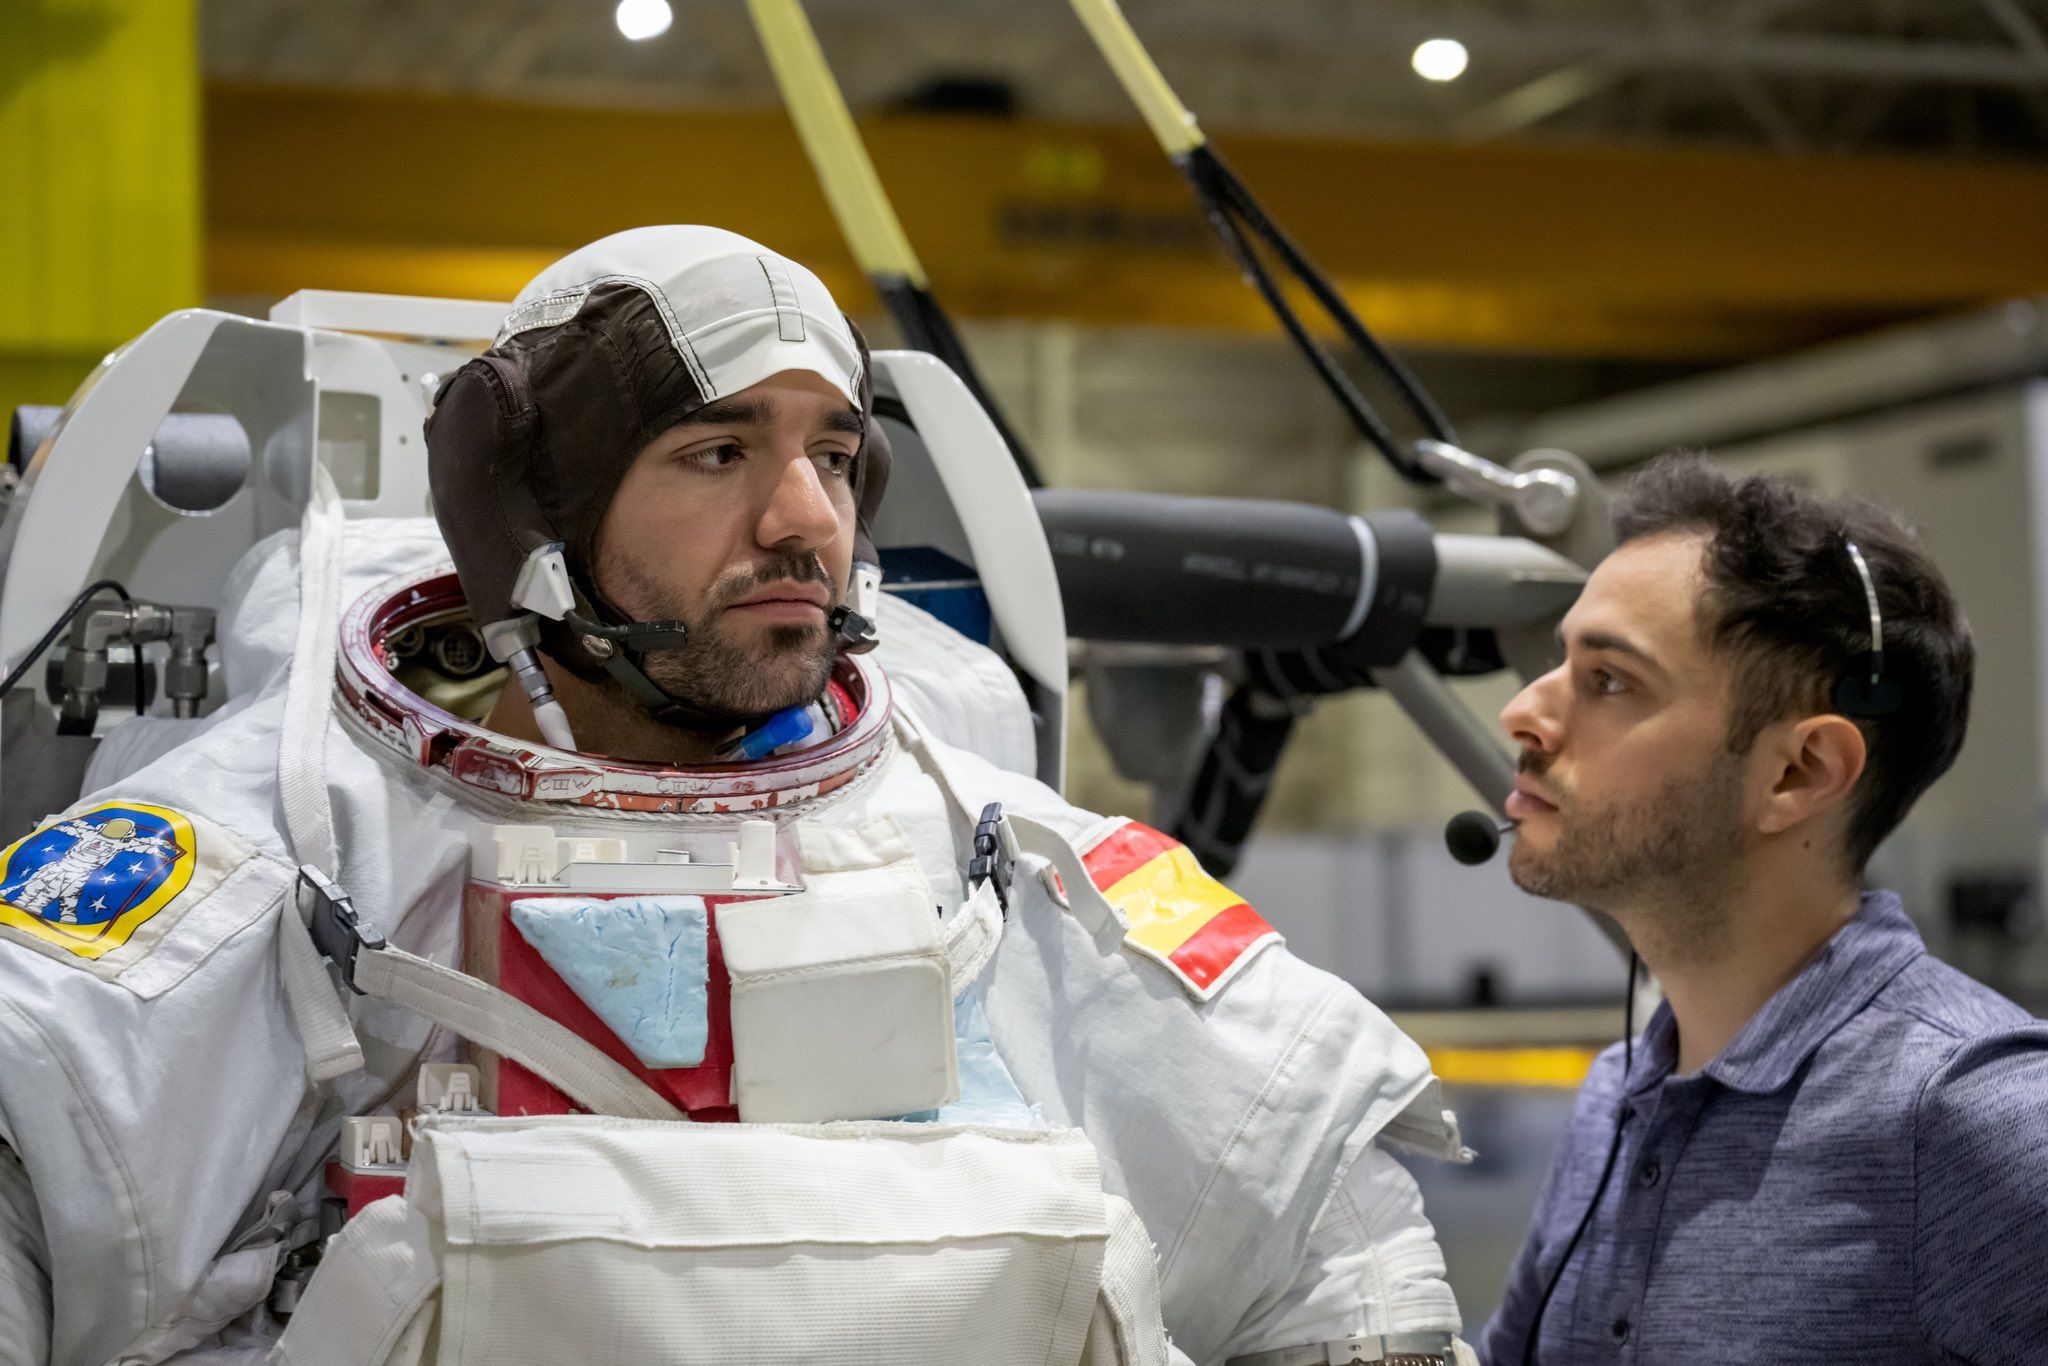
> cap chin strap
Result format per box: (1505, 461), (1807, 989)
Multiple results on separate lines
(560, 603), (767, 735)
(506, 543), (882, 737)
(565, 599), (878, 737)
(579, 554), (882, 733)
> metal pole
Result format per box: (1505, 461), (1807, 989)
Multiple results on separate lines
(1368, 652), (1517, 815)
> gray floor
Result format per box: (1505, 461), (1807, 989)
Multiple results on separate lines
(1407, 1084), (1578, 1337)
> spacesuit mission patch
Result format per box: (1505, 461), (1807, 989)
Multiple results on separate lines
(1080, 818), (1281, 1000)
(0, 802), (197, 960)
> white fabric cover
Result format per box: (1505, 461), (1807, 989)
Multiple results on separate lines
(1, 521), (466, 1366)
(499, 225), (864, 410)
(872, 591), (1038, 776)
(1088, 1196), (1173, 1366)
(718, 857), (958, 1122)
(271, 1197), (438, 1366)
(278, 1115), (1167, 1366)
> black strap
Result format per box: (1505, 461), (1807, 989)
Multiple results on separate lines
(1178, 145), (1456, 486)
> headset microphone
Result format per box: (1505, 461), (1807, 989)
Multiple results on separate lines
(1444, 811), (1514, 866)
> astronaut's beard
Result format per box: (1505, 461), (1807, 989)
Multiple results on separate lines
(602, 551), (840, 723)
(1507, 747), (1747, 963)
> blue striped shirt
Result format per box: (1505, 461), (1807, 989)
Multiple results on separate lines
(1477, 891), (2048, 1365)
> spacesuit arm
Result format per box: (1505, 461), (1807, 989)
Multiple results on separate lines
(1217, 1141), (1463, 1365)
(0, 1141), (52, 1366)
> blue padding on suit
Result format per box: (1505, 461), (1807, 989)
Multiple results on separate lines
(510, 895), (711, 1068)
(932, 982), (1044, 1127)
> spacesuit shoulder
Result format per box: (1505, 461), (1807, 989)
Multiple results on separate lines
(0, 769), (288, 985)
(930, 741), (1459, 1358)
(872, 595), (1039, 777)
(0, 764), (310, 1365)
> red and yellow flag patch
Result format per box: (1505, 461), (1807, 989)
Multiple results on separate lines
(1079, 820), (1280, 999)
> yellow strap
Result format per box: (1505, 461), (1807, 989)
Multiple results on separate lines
(1066, 0), (1205, 157)
(746, 0), (927, 285)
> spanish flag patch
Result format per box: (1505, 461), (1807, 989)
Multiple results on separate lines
(1079, 819), (1280, 1000)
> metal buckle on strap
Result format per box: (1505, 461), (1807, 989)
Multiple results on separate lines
(968, 802), (1019, 915)
(297, 865), (386, 994)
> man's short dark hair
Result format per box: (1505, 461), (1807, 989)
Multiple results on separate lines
(1612, 453), (1974, 871)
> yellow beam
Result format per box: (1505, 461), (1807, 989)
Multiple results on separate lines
(1425, 1045), (1603, 1090)
(2, 0), (200, 416)
(204, 84), (2048, 358)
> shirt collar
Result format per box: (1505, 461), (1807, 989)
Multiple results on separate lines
(1625, 890), (1926, 1098)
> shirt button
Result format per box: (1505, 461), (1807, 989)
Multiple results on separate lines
(1610, 1318), (1631, 1343)
(1637, 1160), (1662, 1188)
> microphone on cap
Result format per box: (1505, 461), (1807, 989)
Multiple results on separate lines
(1445, 810), (1514, 866)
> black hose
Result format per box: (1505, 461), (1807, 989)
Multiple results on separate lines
(1178, 145), (1457, 485)
(1142, 143), (1474, 864)
(0, 579), (133, 702)
(1200, 148), (1457, 445)
(874, 277), (1047, 489)
(1171, 683), (1299, 878)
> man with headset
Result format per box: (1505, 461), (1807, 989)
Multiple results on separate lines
(1477, 455), (2048, 1364)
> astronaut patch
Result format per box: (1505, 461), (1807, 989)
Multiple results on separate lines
(0, 803), (199, 960)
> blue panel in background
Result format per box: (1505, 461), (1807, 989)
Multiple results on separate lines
(881, 545), (992, 645)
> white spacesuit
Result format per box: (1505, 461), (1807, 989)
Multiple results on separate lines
(0, 228), (1468, 1366)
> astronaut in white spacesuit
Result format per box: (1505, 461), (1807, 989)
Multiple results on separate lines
(0, 227), (1469, 1366)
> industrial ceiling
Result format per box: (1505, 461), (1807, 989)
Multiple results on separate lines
(204, 0), (2048, 160)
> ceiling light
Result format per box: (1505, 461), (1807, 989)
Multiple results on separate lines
(616, 0), (673, 42)
(1412, 38), (1469, 82)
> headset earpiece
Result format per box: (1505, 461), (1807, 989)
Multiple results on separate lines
(1832, 672), (1905, 719)
(1834, 540), (1905, 719)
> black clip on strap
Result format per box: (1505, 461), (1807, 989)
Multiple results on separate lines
(967, 802), (1015, 917)
(297, 865), (386, 995)
(562, 608), (690, 653)
(828, 604), (877, 653)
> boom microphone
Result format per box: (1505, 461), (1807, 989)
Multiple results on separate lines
(1444, 811), (1513, 866)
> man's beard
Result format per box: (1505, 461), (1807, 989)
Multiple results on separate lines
(602, 550), (840, 723)
(1508, 748), (1747, 962)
